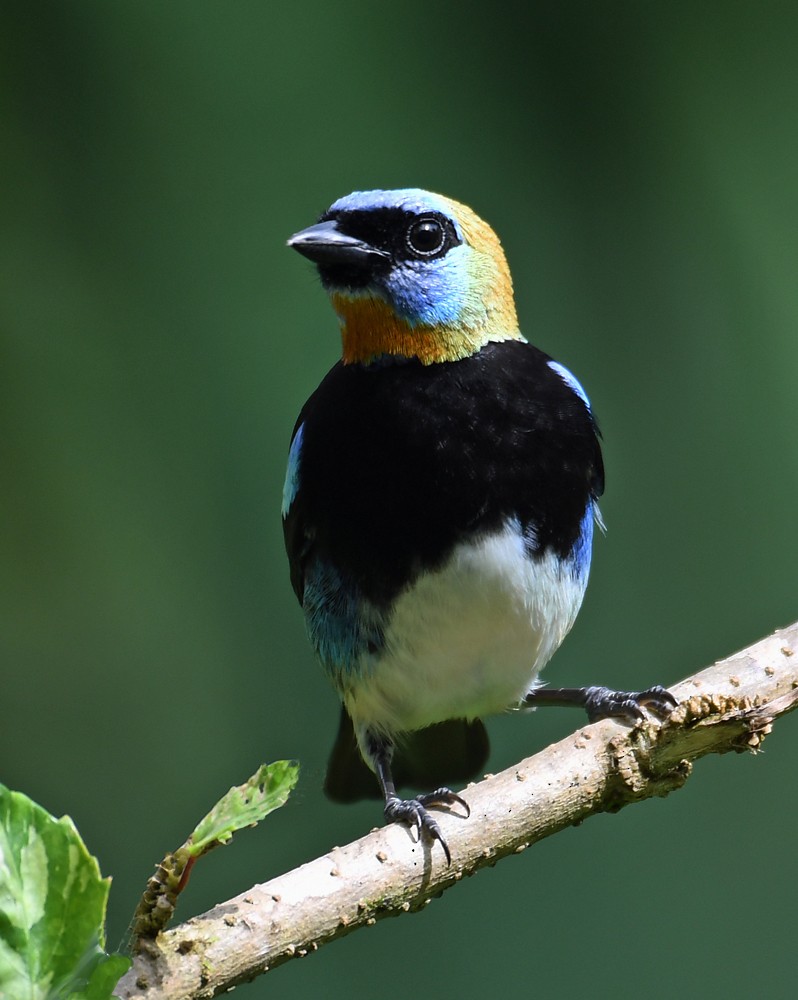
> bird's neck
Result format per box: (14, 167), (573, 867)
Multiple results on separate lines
(331, 293), (523, 366)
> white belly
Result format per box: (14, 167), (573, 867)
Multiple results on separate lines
(344, 521), (588, 737)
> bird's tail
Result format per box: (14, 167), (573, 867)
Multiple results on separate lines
(324, 708), (490, 803)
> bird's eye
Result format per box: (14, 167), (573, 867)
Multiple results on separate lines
(406, 217), (446, 257)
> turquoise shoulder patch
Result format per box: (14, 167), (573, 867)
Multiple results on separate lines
(281, 423), (304, 517)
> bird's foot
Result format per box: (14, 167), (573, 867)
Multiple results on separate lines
(583, 684), (678, 724)
(384, 787), (469, 865)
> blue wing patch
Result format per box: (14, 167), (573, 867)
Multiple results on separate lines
(282, 423), (304, 518)
(547, 360), (591, 411)
(567, 503), (595, 579)
(302, 560), (387, 686)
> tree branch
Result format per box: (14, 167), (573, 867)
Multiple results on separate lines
(117, 621), (798, 1000)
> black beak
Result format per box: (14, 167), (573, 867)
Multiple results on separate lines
(287, 219), (390, 267)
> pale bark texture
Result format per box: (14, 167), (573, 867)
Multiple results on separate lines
(117, 621), (798, 1000)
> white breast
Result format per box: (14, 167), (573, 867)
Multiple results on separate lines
(343, 520), (589, 738)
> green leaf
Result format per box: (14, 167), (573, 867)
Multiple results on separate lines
(130, 761), (300, 943)
(66, 952), (130, 1000)
(0, 784), (130, 1000)
(188, 760), (300, 856)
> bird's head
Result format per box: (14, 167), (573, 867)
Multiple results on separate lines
(288, 189), (523, 365)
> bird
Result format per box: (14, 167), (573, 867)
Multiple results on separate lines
(283, 188), (675, 863)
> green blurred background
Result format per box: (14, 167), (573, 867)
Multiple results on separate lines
(3, 2), (797, 996)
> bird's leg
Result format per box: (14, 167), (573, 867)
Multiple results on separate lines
(366, 731), (470, 866)
(524, 684), (677, 724)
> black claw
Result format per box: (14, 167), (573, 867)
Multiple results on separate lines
(384, 787), (468, 865)
(417, 787), (471, 818)
(419, 811), (451, 866)
(434, 829), (452, 866)
(634, 685), (679, 719)
(584, 685), (678, 724)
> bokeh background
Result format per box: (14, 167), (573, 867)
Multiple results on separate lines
(3, 2), (797, 997)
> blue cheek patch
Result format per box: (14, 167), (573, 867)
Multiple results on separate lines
(380, 248), (470, 327)
(282, 423), (304, 517)
(302, 561), (387, 685)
